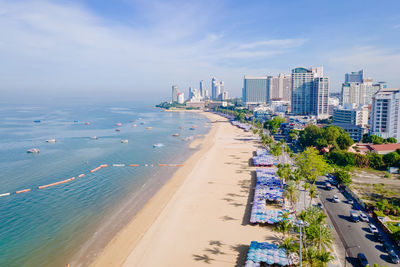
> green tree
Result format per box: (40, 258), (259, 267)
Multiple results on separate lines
(284, 180), (299, 209)
(279, 237), (298, 262)
(336, 133), (354, 150)
(334, 169), (352, 186)
(274, 217), (293, 241)
(295, 147), (331, 183)
(370, 135), (385, 144)
(362, 133), (370, 143)
(317, 249), (334, 267)
(383, 152), (400, 167)
(386, 137), (397, 143)
(368, 153), (385, 169)
(309, 184), (318, 207)
(266, 116), (285, 134)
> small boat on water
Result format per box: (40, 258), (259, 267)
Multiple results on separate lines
(153, 143), (164, 148)
(33, 120), (41, 123)
(113, 164), (125, 167)
(91, 136), (98, 140)
(189, 127), (196, 130)
(85, 122), (90, 125)
(115, 129), (121, 132)
(115, 123), (122, 126)
(132, 124), (137, 127)
(121, 139), (129, 143)
(146, 127), (152, 130)
(45, 139), (56, 143)
(27, 148), (40, 153)
(183, 136), (194, 141)
(172, 133), (180, 137)
(140, 122), (145, 125)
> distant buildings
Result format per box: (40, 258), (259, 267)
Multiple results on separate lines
(370, 88), (400, 140)
(177, 93), (185, 104)
(291, 67), (329, 119)
(199, 80), (205, 98)
(333, 104), (369, 141)
(341, 70), (387, 106)
(211, 77), (226, 100)
(242, 76), (269, 105)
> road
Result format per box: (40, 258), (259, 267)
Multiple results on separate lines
(317, 177), (400, 266)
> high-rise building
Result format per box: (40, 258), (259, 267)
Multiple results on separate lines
(199, 80), (205, 98)
(291, 67), (329, 119)
(211, 77), (218, 100)
(333, 104), (369, 126)
(172, 85), (179, 102)
(242, 76), (268, 105)
(341, 78), (384, 106)
(345, 70), (364, 83)
(177, 93), (185, 104)
(370, 88), (400, 140)
(267, 74), (292, 102)
(222, 91), (229, 100)
(188, 87), (194, 100)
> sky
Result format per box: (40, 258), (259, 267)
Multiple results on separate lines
(0, 0), (400, 102)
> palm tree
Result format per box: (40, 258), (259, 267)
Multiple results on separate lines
(316, 249), (334, 267)
(309, 184), (317, 207)
(279, 237), (298, 262)
(274, 218), (292, 241)
(284, 181), (298, 210)
(303, 247), (319, 267)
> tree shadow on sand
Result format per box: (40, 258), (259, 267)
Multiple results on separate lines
(230, 244), (249, 267)
(193, 254), (214, 263)
(220, 215), (237, 221)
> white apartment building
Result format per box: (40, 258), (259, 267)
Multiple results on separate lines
(333, 104), (369, 127)
(370, 88), (400, 140)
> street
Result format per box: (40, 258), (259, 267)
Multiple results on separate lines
(317, 177), (400, 266)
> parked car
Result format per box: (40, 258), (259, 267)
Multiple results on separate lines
(389, 251), (400, 264)
(350, 211), (359, 222)
(373, 232), (384, 243)
(330, 180), (338, 186)
(326, 182), (333, 190)
(357, 253), (369, 267)
(348, 199), (354, 205)
(359, 212), (369, 222)
(333, 195), (340, 203)
(384, 241), (393, 252)
(369, 223), (378, 233)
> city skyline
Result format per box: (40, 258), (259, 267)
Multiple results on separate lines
(1, 0), (400, 102)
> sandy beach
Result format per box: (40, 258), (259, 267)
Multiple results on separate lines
(91, 112), (274, 267)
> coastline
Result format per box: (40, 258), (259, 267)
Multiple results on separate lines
(89, 111), (218, 267)
(91, 111), (273, 267)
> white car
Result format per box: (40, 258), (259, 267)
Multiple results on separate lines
(333, 195), (340, 203)
(348, 199), (354, 205)
(359, 212), (369, 222)
(369, 223), (378, 233)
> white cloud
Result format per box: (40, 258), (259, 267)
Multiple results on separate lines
(0, 0), (306, 100)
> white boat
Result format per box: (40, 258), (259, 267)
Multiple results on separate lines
(91, 136), (98, 140)
(27, 148), (40, 153)
(121, 139), (129, 143)
(115, 123), (122, 126)
(45, 139), (56, 143)
(113, 164), (125, 167)
(172, 133), (180, 137)
(153, 143), (164, 148)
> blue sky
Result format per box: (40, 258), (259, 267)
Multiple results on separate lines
(1, 0), (399, 102)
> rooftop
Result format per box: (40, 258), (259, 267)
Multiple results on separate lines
(371, 143), (400, 152)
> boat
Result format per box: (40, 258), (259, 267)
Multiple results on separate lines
(153, 143), (164, 148)
(74, 120), (78, 123)
(172, 133), (180, 137)
(189, 127), (196, 130)
(121, 139), (129, 143)
(113, 164), (125, 167)
(45, 139), (56, 143)
(33, 120), (41, 123)
(85, 122), (90, 125)
(132, 124), (137, 127)
(91, 136), (98, 140)
(27, 148), (40, 153)
(140, 122), (145, 125)
(146, 127), (152, 130)
(115, 129), (121, 132)
(115, 123), (122, 126)
(179, 126), (184, 129)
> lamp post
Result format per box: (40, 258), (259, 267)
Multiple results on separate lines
(295, 219), (309, 267)
(344, 245), (360, 267)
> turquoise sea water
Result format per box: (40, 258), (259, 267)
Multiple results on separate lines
(0, 103), (210, 267)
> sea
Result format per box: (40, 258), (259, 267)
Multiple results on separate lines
(0, 102), (210, 267)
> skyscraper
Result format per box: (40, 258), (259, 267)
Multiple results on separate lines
(172, 85), (179, 102)
(211, 77), (218, 100)
(341, 71), (385, 106)
(199, 80), (205, 98)
(291, 67), (329, 119)
(242, 76), (268, 105)
(267, 74), (292, 102)
(345, 70), (364, 83)
(370, 88), (400, 140)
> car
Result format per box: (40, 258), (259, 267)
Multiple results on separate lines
(369, 223), (378, 233)
(348, 199), (354, 205)
(350, 211), (359, 222)
(357, 253), (369, 267)
(330, 180), (338, 186)
(389, 251), (400, 263)
(359, 212), (369, 222)
(333, 195), (340, 203)
(384, 241), (393, 252)
(326, 182), (333, 190)
(373, 232), (384, 242)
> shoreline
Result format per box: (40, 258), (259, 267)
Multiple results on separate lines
(89, 111), (218, 267)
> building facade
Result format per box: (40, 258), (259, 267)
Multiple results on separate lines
(333, 104), (369, 126)
(370, 88), (400, 140)
(345, 70), (364, 83)
(199, 80), (205, 98)
(267, 74), (292, 102)
(172, 85), (179, 102)
(291, 67), (329, 119)
(242, 76), (268, 105)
